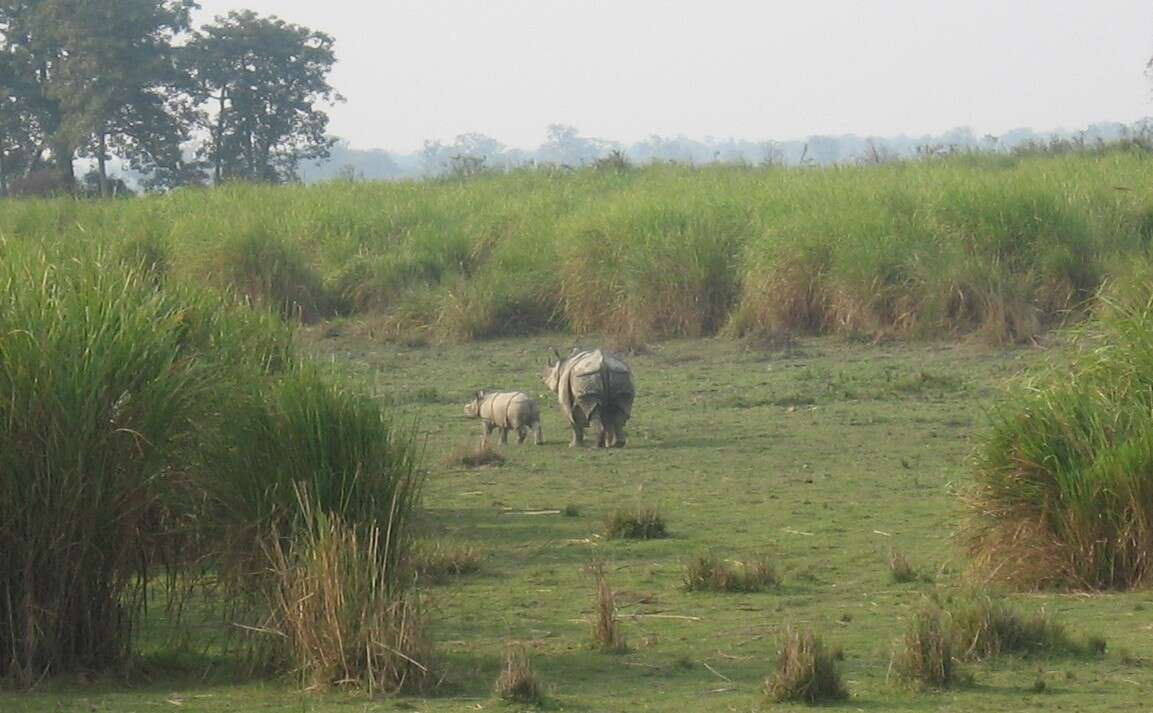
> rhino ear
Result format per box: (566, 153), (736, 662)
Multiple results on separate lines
(551, 347), (561, 362)
(475, 390), (484, 400)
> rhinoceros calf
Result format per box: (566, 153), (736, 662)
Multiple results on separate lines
(463, 390), (544, 447)
(542, 348), (634, 448)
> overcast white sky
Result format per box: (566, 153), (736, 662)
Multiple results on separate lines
(194, 1), (1153, 152)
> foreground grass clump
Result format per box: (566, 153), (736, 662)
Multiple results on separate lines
(262, 500), (432, 694)
(966, 295), (1153, 589)
(0, 244), (425, 688)
(683, 553), (779, 592)
(0, 246), (284, 683)
(603, 506), (667, 539)
(494, 642), (544, 705)
(446, 443), (507, 469)
(764, 628), (849, 704)
(891, 606), (960, 689)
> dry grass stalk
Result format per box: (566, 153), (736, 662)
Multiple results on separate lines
(683, 553), (779, 592)
(588, 562), (628, 653)
(891, 606), (957, 689)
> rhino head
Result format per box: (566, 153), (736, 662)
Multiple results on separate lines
(542, 348), (563, 393)
(463, 390), (485, 417)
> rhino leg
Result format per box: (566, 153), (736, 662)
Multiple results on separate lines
(596, 425), (608, 448)
(516, 425), (528, 444)
(570, 425), (584, 447)
(481, 422), (496, 448)
(534, 423), (544, 445)
(612, 423), (627, 448)
(499, 427), (509, 445)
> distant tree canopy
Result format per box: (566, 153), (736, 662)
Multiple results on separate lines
(0, 1), (340, 195)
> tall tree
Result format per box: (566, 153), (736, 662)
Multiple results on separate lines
(186, 11), (341, 183)
(44, 0), (196, 196)
(0, 0), (68, 193)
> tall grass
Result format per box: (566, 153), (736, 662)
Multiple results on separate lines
(966, 284), (1153, 589)
(2, 152), (1150, 343)
(0, 242), (425, 686)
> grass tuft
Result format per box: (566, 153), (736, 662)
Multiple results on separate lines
(683, 553), (779, 592)
(494, 642), (544, 705)
(603, 506), (667, 539)
(764, 627), (849, 704)
(949, 594), (1101, 660)
(891, 606), (959, 689)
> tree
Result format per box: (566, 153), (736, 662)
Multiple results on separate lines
(44, 0), (197, 196)
(185, 11), (341, 183)
(0, 0), (69, 193)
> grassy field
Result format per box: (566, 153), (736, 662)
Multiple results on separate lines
(6, 331), (1152, 712)
(4, 151), (1153, 343)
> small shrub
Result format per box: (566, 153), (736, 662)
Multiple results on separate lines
(588, 562), (627, 653)
(891, 606), (958, 689)
(412, 539), (483, 583)
(446, 444), (506, 469)
(764, 628), (849, 704)
(603, 506), (667, 540)
(683, 553), (779, 592)
(562, 504), (581, 518)
(494, 642), (543, 705)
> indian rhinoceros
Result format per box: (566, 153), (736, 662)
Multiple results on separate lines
(463, 390), (544, 447)
(542, 347), (634, 448)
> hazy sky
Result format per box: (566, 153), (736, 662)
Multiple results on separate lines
(194, 1), (1153, 152)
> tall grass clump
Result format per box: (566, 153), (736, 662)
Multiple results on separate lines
(603, 506), (667, 539)
(0, 242), (427, 688)
(764, 628), (849, 704)
(0, 244), (287, 683)
(588, 562), (627, 653)
(965, 289), (1153, 589)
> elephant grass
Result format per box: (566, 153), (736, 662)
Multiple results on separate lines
(3, 152), (1152, 344)
(0, 242), (425, 686)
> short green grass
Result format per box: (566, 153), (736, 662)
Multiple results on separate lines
(6, 333), (1153, 712)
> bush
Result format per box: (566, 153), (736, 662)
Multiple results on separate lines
(764, 628), (849, 704)
(683, 553), (779, 592)
(412, 539), (483, 583)
(603, 506), (667, 539)
(965, 296), (1153, 589)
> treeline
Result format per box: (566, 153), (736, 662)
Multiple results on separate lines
(0, 0), (339, 197)
(304, 119), (1153, 183)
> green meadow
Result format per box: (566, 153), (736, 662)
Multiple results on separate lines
(3, 153), (1153, 711)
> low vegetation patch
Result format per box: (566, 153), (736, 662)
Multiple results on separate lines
(494, 642), (544, 705)
(949, 594), (1103, 660)
(446, 444), (507, 469)
(412, 539), (484, 583)
(603, 506), (667, 539)
(764, 628), (849, 704)
(683, 553), (779, 592)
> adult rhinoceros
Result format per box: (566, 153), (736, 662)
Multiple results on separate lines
(542, 347), (635, 448)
